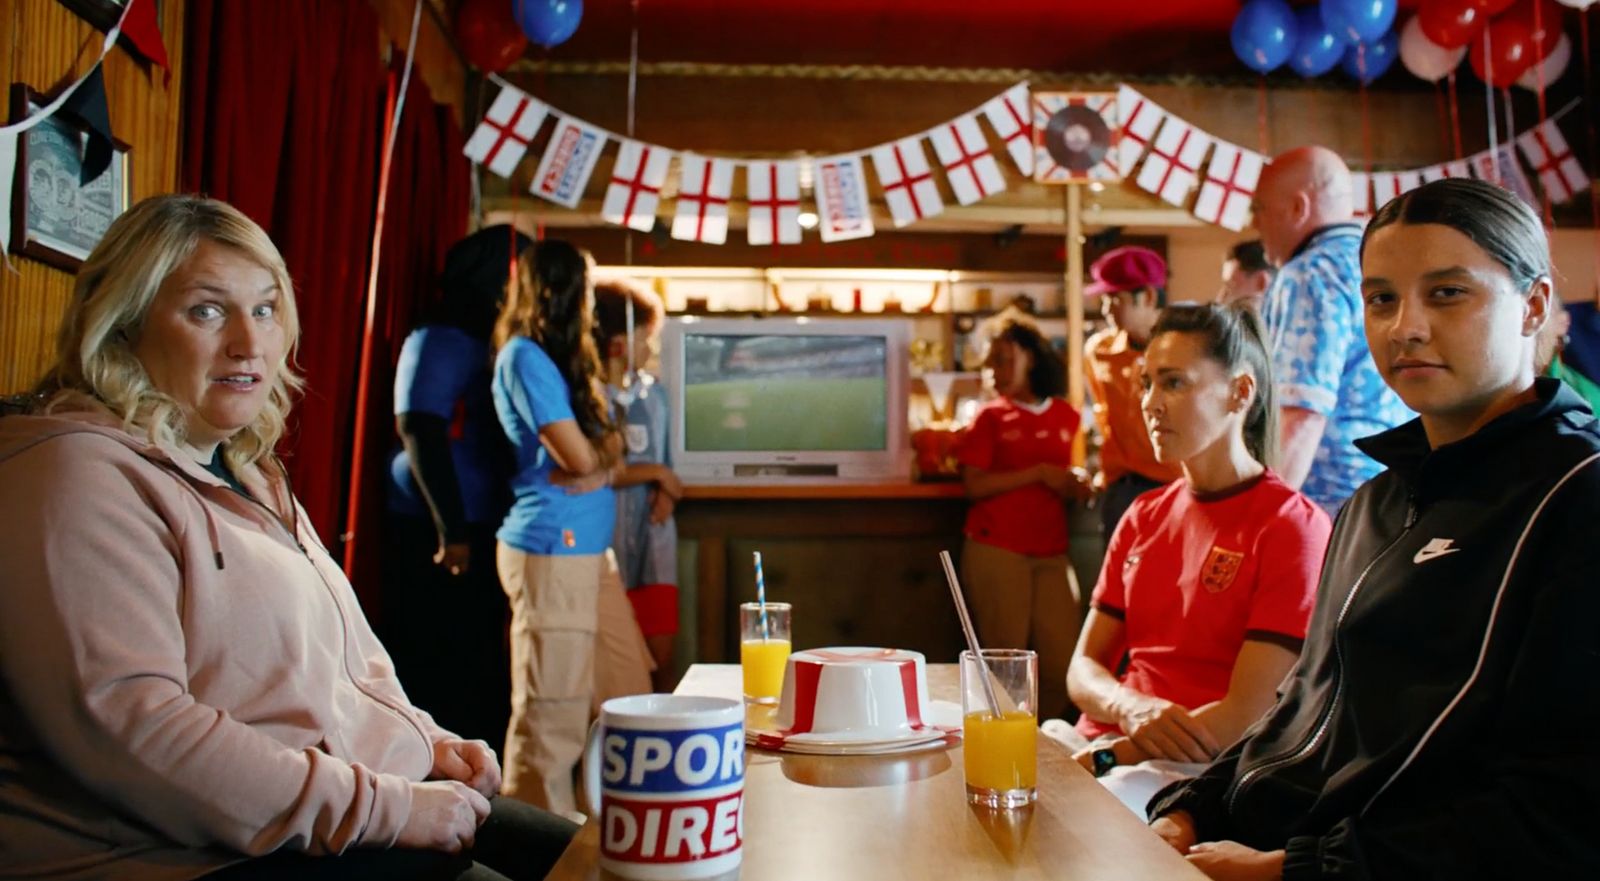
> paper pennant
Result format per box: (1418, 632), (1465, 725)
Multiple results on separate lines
(530, 115), (606, 209)
(1350, 172), (1372, 221)
(930, 114), (1005, 205)
(1420, 160), (1471, 183)
(981, 83), (1033, 176)
(1517, 119), (1590, 204)
(60, 66), (114, 185)
(813, 154), (875, 243)
(671, 154), (734, 244)
(602, 140), (672, 232)
(1192, 141), (1263, 231)
(746, 160), (802, 246)
(870, 137), (943, 227)
(463, 86), (548, 178)
(1469, 145), (1538, 209)
(1135, 115), (1211, 206)
(1032, 92), (1119, 183)
(1370, 170), (1422, 209)
(1116, 86), (1167, 178)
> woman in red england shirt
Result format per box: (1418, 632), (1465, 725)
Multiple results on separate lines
(955, 310), (1092, 720)
(1051, 303), (1331, 814)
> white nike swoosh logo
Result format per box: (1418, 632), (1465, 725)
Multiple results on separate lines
(1413, 541), (1461, 564)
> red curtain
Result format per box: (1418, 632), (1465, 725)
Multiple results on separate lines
(343, 69), (472, 605)
(182, 1), (470, 608)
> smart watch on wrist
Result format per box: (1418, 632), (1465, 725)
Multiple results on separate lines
(1091, 746), (1119, 778)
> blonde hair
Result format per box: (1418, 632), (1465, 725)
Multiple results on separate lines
(37, 194), (303, 472)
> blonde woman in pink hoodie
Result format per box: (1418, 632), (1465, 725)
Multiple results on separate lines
(0, 195), (575, 881)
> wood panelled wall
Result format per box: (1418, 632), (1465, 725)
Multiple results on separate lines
(0, 0), (186, 394)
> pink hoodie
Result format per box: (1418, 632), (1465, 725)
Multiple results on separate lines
(0, 408), (453, 880)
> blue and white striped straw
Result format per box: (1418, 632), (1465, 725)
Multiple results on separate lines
(753, 551), (768, 640)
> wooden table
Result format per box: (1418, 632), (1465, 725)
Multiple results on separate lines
(546, 665), (1205, 881)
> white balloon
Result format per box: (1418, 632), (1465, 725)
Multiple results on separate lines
(1399, 14), (1466, 83)
(1516, 33), (1573, 90)
(1554, 1), (1596, 10)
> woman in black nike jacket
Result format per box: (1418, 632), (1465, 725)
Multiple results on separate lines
(1146, 178), (1600, 881)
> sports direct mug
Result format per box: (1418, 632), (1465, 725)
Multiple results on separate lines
(582, 694), (746, 880)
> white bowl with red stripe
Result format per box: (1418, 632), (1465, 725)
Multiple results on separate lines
(772, 647), (938, 744)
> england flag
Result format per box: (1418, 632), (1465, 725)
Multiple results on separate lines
(1192, 141), (1263, 231)
(1135, 115), (1211, 206)
(930, 114), (1005, 205)
(981, 83), (1034, 175)
(1116, 85), (1167, 177)
(1517, 119), (1590, 204)
(746, 160), (802, 246)
(869, 137), (943, 227)
(671, 154), (734, 244)
(601, 140), (672, 232)
(462, 86), (548, 178)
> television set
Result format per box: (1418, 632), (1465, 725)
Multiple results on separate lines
(659, 316), (911, 483)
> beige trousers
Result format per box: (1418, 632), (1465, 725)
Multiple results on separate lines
(497, 545), (653, 813)
(959, 537), (1082, 721)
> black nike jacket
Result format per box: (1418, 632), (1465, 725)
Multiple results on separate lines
(1148, 377), (1600, 880)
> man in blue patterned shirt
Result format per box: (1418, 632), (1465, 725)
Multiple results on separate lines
(1254, 147), (1412, 513)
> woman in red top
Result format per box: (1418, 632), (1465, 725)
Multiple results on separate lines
(1054, 303), (1331, 814)
(955, 310), (1092, 720)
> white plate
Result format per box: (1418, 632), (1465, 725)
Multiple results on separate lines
(762, 732), (958, 756)
(746, 700), (962, 748)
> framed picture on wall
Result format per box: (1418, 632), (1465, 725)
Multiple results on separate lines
(8, 84), (131, 271)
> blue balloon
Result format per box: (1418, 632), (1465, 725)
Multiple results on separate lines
(1321, 0), (1397, 46)
(513, 0), (583, 48)
(1288, 6), (1344, 77)
(1341, 29), (1399, 84)
(1231, 0), (1298, 74)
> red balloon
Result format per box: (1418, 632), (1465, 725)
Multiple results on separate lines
(1470, 0), (1518, 13)
(456, 0), (529, 73)
(1468, 11), (1539, 86)
(1503, 0), (1565, 59)
(1419, 0), (1486, 49)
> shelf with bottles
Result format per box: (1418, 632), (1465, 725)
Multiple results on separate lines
(593, 265), (1064, 318)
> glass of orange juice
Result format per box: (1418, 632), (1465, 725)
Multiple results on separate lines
(739, 602), (792, 704)
(961, 648), (1038, 808)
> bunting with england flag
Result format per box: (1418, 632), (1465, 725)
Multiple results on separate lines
(745, 160), (802, 246)
(455, 79), (1588, 243)
(602, 140), (672, 231)
(1115, 85), (1167, 180)
(1192, 141), (1262, 232)
(981, 83), (1033, 176)
(671, 154), (735, 244)
(929, 114), (1005, 205)
(1516, 119), (1590, 205)
(530, 115), (606, 208)
(813, 154), (875, 242)
(869, 137), (944, 227)
(1135, 114), (1210, 206)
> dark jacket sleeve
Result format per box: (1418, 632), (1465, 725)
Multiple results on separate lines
(1146, 734), (1249, 840)
(1279, 471), (1600, 881)
(396, 411), (468, 545)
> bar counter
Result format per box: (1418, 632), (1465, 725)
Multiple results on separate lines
(675, 481), (970, 667)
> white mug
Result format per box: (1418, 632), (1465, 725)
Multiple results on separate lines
(582, 694), (745, 880)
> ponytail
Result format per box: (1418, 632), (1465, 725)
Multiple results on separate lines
(1149, 303), (1279, 469)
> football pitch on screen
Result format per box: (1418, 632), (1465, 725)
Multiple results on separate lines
(684, 377), (887, 451)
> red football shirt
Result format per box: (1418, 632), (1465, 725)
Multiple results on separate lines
(1077, 471), (1331, 739)
(953, 397), (1081, 557)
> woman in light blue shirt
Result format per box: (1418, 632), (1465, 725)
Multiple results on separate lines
(489, 240), (652, 815)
